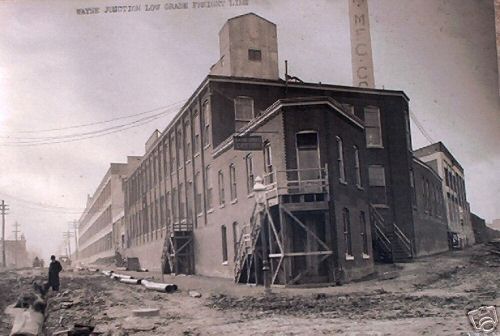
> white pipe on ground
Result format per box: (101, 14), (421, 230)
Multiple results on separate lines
(120, 278), (142, 285)
(101, 270), (113, 276)
(9, 308), (44, 336)
(111, 273), (134, 280)
(141, 280), (177, 293)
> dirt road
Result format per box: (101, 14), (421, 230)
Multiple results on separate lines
(1, 244), (498, 335)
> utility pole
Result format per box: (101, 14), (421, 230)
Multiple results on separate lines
(1, 200), (9, 268)
(69, 220), (79, 260)
(62, 230), (74, 259)
(13, 221), (20, 241)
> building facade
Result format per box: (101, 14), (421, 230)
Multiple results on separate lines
(118, 13), (452, 285)
(0, 236), (30, 268)
(414, 142), (475, 248)
(78, 157), (141, 264)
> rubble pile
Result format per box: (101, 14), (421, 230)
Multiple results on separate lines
(209, 291), (480, 320)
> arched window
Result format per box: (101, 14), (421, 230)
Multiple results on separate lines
(221, 225), (228, 263)
(245, 154), (254, 194)
(354, 146), (361, 187)
(336, 136), (346, 183)
(343, 208), (353, 258)
(229, 163), (237, 201)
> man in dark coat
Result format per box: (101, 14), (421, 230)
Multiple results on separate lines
(47, 255), (63, 291)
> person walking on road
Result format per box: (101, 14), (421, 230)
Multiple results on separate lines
(47, 255), (63, 291)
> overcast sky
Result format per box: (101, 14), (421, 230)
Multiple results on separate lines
(0, 0), (498, 257)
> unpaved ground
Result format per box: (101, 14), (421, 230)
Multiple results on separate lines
(1, 244), (499, 335)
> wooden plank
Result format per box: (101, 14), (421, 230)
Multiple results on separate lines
(281, 205), (330, 251)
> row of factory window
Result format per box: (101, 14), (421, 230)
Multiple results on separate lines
(79, 206), (112, 246)
(79, 181), (111, 230)
(126, 100), (384, 209)
(79, 232), (113, 259)
(419, 177), (444, 218)
(447, 192), (465, 224)
(444, 166), (466, 207)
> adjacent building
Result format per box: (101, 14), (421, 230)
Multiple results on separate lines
(414, 142), (475, 248)
(78, 157), (141, 264)
(0, 235), (30, 268)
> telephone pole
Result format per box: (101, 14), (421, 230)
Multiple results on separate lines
(69, 220), (79, 260)
(63, 230), (74, 258)
(1, 200), (9, 268)
(13, 221), (21, 241)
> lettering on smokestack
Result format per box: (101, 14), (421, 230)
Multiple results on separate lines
(349, 0), (375, 88)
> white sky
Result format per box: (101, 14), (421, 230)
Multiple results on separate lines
(0, 0), (498, 258)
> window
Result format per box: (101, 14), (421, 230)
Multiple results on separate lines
(203, 100), (210, 147)
(169, 133), (176, 172)
(296, 131), (321, 181)
(263, 141), (273, 183)
(179, 183), (185, 220)
(354, 146), (361, 187)
(186, 181), (193, 221)
(171, 188), (177, 222)
(218, 170), (225, 205)
(368, 165), (386, 186)
(245, 154), (254, 194)
(248, 49), (262, 61)
(364, 106), (382, 147)
(232, 222), (239, 261)
(229, 163), (237, 201)
(158, 147), (163, 182)
(221, 225), (228, 263)
(184, 119), (191, 162)
(163, 142), (169, 176)
(177, 126), (183, 168)
(234, 97), (254, 130)
(343, 208), (353, 258)
(195, 171), (202, 215)
(360, 211), (368, 255)
(337, 137), (346, 183)
(193, 111), (200, 154)
(205, 165), (213, 211)
(342, 104), (355, 115)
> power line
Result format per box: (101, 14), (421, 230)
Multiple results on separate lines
(0, 103), (181, 145)
(0, 112), (170, 147)
(0, 191), (83, 211)
(2, 99), (186, 135)
(409, 108), (434, 145)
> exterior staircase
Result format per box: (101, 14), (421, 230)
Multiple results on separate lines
(370, 204), (413, 262)
(234, 203), (261, 284)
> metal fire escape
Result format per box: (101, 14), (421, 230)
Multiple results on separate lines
(234, 166), (334, 287)
(161, 220), (194, 275)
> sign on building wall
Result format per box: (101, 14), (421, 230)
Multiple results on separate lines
(349, 0), (376, 88)
(233, 135), (263, 151)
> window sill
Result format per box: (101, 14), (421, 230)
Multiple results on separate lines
(219, 204), (225, 209)
(185, 160), (191, 165)
(356, 185), (364, 191)
(247, 193), (255, 198)
(197, 213), (203, 218)
(231, 199), (238, 205)
(339, 179), (347, 185)
(204, 144), (211, 150)
(194, 153), (201, 158)
(362, 253), (370, 260)
(345, 254), (355, 261)
(207, 208), (214, 214)
(222, 261), (229, 266)
(366, 145), (384, 149)
(372, 204), (389, 209)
